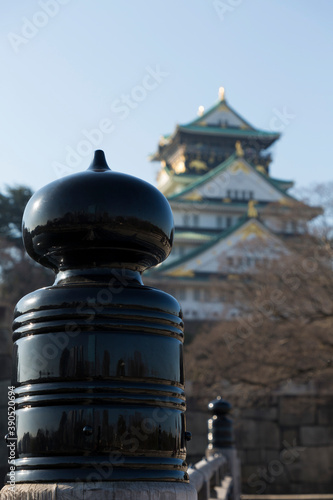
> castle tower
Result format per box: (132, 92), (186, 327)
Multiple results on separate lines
(148, 89), (322, 321)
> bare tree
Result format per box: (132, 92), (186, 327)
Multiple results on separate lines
(185, 193), (333, 409)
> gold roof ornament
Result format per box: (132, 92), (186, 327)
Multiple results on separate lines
(171, 154), (186, 174)
(166, 267), (195, 278)
(184, 191), (203, 201)
(173, 160), (186, 174)
(198, 105), (205, 116)
(189, 159), (208, 172)
(218, 86), (225, 101)
(235, 140), (244, 157)
(248, 200), (258, 218)
(230, 161), (249, 174)
(241, 222), (266, 240)
(256, 165), (266, 175)
(159, 135), (170, 146)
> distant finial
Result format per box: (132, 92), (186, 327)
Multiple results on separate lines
(248, 200), (258, 218)
(235, 140), (244, 157)
(219, 86), (225, 101)
(198, 105), (205, 117)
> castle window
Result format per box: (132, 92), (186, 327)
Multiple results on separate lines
(216, 215), (223, 228)
(193, 214), (199, 226)
(226, 216), (232, 228)
(236, 190), (253, 200)
(194, 289), (201, 301)
(178, 289), (186, 300)
(183, 214), (190, 226)
(227, 256), (233, 266)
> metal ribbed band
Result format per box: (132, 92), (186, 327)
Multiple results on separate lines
(11, 282), (187, 482)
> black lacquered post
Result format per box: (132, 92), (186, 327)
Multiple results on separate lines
(207, 396), (234, 452)
(9, 150), (190, 483)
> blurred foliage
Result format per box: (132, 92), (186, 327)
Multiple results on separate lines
(0, 186), (34, 247)
(0, 186), (52, 322)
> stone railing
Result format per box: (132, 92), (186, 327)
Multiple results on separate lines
(187, 396), (242, 500)
(188, 454), (232, 500)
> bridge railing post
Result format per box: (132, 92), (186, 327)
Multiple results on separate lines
(1, 150), (197, 499)
(206, 396), (241, 500)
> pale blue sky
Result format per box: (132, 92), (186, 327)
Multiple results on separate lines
(0, 1), (332, 193)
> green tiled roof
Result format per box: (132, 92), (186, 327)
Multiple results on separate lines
(168, 154), (296, 202)
(187, 99), (254, 129)
(179, 124), (279, 139)
(154, 216), (249, 274)
(151, 98), (280, 162)
(180, 99), (280, 141)
(269, 177), (294, 190)
(168, 154), (236, 200)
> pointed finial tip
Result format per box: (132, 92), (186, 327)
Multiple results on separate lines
(88, 150), (111, 171)
(248, 199), (258, 218)
(219, 86), (225, 101)
(198, 105), (205, 117)
(235, 140), (244, 157)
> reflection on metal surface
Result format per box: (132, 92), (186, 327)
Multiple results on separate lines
(9, 150), (189, 483)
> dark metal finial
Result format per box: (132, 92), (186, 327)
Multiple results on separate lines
(207, 396), (234, 450)
(22, 150), (174, 273)
(12, 150), (186, 484)
(88, 149), (111, 171)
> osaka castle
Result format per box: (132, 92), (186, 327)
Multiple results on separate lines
(146, 88), (321, 321)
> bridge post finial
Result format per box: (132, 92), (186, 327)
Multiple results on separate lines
(207, 396), (241, 500)
(1, 149), (196, 499)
